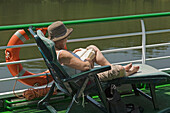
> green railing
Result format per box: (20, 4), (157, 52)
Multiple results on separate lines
(0, 12), (170, 110)
(0, 12), (170, 31)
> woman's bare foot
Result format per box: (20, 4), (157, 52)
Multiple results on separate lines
(123, 63), (132, 72)
(126, 66), (140, 76)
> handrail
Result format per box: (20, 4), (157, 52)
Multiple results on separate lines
(0, 29), (170, 50)
(0, 58), (43, 66)
(0, 73), (50, 82)
(0, 12), (170, 99)
(0, 12), (170, 31)
(1, 55), (170, 82)
(0, 42), (170, 66)
(0, 13), (170, 82)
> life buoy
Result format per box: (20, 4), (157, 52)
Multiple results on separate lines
(5, 28), (54, 87)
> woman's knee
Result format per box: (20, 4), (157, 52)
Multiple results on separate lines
(86, 45), (99, 52)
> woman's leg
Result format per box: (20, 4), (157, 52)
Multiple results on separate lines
(86, 45), (111, 66)
(98, 64), (139, 81)
(87, 45), (139, 80)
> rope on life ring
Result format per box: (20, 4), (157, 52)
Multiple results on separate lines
(5, 28), (53, 87)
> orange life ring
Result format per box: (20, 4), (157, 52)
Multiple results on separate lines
(5, 28), (54, 87)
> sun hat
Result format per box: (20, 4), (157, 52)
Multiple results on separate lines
(47, 21), (73, 41)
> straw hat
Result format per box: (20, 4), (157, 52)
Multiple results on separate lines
(48, 21), (73, 41)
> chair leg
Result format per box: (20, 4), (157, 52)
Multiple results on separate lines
(94, 75), (110, 113)
(131, 84), (140, 96)
(38, 82), (55, 110)
(86, 95), (107, 113)
(66, 94), (77, 113)
(42, 102), (57, 113)
(149, 84), (159, 110)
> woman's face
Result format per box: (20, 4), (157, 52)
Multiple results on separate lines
(54, 38), (67, 50)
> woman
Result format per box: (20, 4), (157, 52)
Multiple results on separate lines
(47, 21), (139, 81)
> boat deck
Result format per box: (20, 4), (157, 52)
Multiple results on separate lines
(0, 12), (170, 113)
(1, 84), (170, 113)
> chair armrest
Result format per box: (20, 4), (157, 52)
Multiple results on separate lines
(63, 65), (111, 82)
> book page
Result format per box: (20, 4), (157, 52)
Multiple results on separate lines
(74, 48), (87, 58)
(75, 48), (95, 61)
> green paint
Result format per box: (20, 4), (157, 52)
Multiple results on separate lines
(0, 12), (170, 31)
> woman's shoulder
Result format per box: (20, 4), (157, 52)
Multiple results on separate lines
(56, 49), (67, 54)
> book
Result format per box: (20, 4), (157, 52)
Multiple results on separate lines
(75, 48), (95, 61)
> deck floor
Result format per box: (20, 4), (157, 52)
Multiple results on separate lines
(1, 85), (170, 113)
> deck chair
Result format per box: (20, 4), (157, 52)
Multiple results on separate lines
(29, 26), (112, 113)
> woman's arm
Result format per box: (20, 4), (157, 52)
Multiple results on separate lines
(57, 50), (93, 71)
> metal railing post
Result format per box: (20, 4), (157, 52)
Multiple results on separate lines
(141, 19), (146, 64)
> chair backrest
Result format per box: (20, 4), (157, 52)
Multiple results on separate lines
(29, 27), (73, 95)
(36, 30), (70, 79)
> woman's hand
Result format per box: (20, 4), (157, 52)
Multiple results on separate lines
(85, 58), (94, 69)
(73, 48), (82, 53)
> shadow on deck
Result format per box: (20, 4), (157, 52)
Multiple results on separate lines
(1, 85), (170, 113)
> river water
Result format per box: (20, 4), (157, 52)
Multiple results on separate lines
(0, 0), (170, 93)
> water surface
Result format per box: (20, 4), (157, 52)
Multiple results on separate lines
(0, 0), (170, 92)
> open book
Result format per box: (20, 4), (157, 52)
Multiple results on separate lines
(75, 48), (95, 61)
